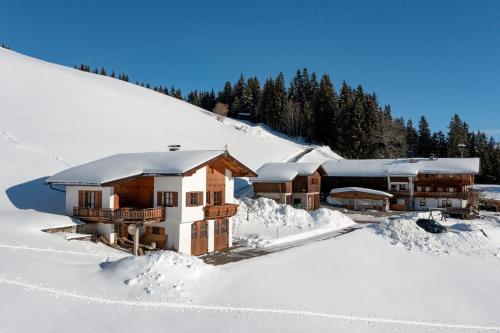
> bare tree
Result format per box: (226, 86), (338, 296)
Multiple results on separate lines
(213, 102), (229, 122)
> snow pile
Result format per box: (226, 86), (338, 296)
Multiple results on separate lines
(295, 145), (343, 163)
(232, 197), (355, 248)
(375, 213), (500, 256)
(100, 251), (218, 298)
(471, 184), (500, 200)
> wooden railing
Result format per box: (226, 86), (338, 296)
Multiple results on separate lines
(73, 207), (165, 223)
(414, 191), (468, 199)
(204, 204), (238, 219)
(389, 190), (410, 196)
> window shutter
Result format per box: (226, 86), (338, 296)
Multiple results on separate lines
(199, 192), (203, 205)
(157, 192), (163, 206)
(78, 191), (84, 208)
(173, 192), (178, 207)
(186, 192), (190, 207)
(95, 191), (102, 208)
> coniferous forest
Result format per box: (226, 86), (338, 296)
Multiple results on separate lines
(73, 63), (500, 184)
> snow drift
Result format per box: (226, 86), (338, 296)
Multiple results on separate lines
(375, 213), (500, 256)
(100, 251), (218, 298)
(231, 197), (355, 248)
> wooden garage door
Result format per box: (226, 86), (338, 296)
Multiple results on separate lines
(214, 218), (229, 251)
(191, 221), (208, 256)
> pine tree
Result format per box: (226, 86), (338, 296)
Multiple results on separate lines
(313, 74), (337, 146)
(447, 114), (469, 157)
(417, 116), (432, 157)
(100, 67), (107, 76)
(406, 119), (418, 157)
(110, 70), (116, 78)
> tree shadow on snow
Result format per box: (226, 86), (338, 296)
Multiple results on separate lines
(6, 177), (66, 215)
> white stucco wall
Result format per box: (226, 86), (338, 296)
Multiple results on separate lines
(414, 197), (466, 210)
(225, 169), (234, 203)
(97, 223), (116, 244)
(207, 219), (215, 252)
(181, 166), (207, 223)
(178, 222), (192, 254)
(65, 185), (114, 215)
(154, 176), (183, 221)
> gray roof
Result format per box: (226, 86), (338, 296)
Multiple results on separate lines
(46, 150), (225, 185)
(252, 162), (322, 183)
(322, 158), (480, 177)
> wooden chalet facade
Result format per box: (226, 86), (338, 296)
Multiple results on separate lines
(46, 150), (256, 256)
(251, 163), (325, 211)
(321, 157), (480, 211)
(328, 187), (392, 211)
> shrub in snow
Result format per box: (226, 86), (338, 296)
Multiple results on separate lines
(375, 214), (499, 257)
(231, 197), (354, 248)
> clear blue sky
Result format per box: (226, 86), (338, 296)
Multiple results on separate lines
(1, 0), (499, 139)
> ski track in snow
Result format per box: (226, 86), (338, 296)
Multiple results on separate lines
(1, 130), (72, 167)
(0, 278), (498, 331)
(0, 244), (107, 257)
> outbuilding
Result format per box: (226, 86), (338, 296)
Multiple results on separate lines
(327, 187), (393, 211)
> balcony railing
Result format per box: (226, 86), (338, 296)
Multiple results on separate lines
(414, 191), (469, 199)
(389, 189), (410, 196)
(204, 204), (238, 219)
(73, 207), (165, 223)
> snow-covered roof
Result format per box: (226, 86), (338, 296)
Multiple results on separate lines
(322, 158), (480, 177)
(330, 187), (393, 197)
(46, 150), (254, 185)
(252, 162), (324, 183)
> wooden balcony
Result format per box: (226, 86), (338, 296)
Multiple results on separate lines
(73, 207), (165, 224)
(204, 204), (238, 219)
(389, 190), (410, 196)
(414, 191), (469, 199)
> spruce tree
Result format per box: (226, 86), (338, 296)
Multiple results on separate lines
(417, 116), (432, 157)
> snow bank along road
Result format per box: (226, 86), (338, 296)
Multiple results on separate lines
(1, 278), (499, 332)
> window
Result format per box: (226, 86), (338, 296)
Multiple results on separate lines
(437, 187), (443, 192)
(448, 174), (454, 179)
(448, 187), (455, 193)
(440, 199), (452, 208)
(191, 223), (197, 240)
(200, 222), (207, 238)
(213, 191), (222, 205)
(84, 191), (96, 208)
(206, 191), (211, 205)
(152, 227), (161, 235)
(311, 177), (319, 185)
(79, 190), (101, 208)
(420, 199), (426, 207)
(425, 186), (432, 192)
(397, 198), (406, 205)
(186, 192), (203, 207)
(293, 198), (301, 206)
(158, 191), (177, 207)
(416, 186), (422, 192)
(399, 184), (408, 191)
(391, 184), (398, 190)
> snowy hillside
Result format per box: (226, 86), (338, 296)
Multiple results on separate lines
(1, 48), (500, 333)
(0, 48), (339, 211)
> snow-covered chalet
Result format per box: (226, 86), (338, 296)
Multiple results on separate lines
(46, 150), (256, 255)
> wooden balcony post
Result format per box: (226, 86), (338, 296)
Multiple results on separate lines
(133, 224), (139, 256)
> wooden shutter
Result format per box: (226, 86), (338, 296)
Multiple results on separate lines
(198, 192), (203, 205)
(157, 192), (163, 206)
(173, 192), (178, 207)
(95, 191), (102, 208)
(186, 192), (191, 207)
(78, 190), (84, 208)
